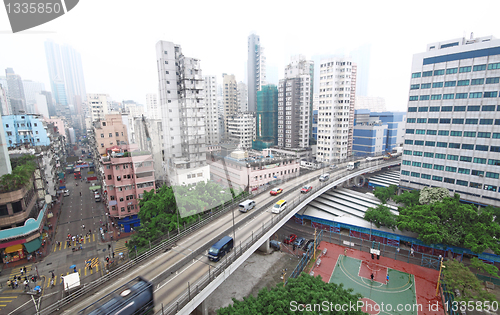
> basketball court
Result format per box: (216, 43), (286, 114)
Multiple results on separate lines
(311, 242), (443, 315)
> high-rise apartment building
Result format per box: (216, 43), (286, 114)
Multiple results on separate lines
(227, 112), (255, 149)
(253, 85), (278, 150)
(60, 44), (87, 103)
(400, 35), (500, 207)
(316, 58), (357, 163)
(0, 84), (10, 116)
(277, 55), (314, 148)
(156, 40), (209, 187)
(88, 93), (110, 122)
(44, 40), (87, 106)
(237, 82), (248, 112)
(204, 75), (220, 145)
(5, 68), (26, 114)
(247, 33), (266, 112)
(22, 80), (45, 112)
(146, 93), (159, 119)
(223, 74), (238, 136)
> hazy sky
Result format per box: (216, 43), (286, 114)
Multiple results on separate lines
(0, 0), (498, 111)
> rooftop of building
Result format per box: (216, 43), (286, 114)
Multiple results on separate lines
(210, 149), (297, 167)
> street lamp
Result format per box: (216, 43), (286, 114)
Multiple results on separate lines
(435, 257), (445, 296)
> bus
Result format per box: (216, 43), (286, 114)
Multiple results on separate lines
(208, 236), (233, 262)
(78, 276), (154, 315)
(74, 167), (81, 180)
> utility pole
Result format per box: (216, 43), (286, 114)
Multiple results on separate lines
(313, 228), (317, 260)
(435, 257), (445, 296)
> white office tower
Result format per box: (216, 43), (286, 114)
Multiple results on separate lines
(87, 93), (109, 122)
(223, 74), (238, 136)
(400, 35), (500, 207)
(146, 93), (160, 119)
(247, 33), (266, 112)
(355, 96), (387, 112)
(204, 75), (220, 145)
(0, 84), (11, 115)
(237, 81), (248, 112)
(278, 55), (314, 148)
(35, 93), (49, 118)
(316, 58), (357, 163)
(156, 41), (209, 187)
(227, 112), (255, 149)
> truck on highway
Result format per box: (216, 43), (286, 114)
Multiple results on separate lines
(347, 161), (360, 170)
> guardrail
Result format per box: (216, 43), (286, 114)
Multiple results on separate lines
(156, 159), (400, 314)
(40, 158), (399, 314)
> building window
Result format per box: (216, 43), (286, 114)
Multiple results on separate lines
(444, 178), (455, 184)
(101, 134), (104, 138)
(490, 146), (500, 152)
(469, 92), (482, 98)
(451, 131), (463, 136)
(444, 81), (456, 87)
(409, 96), (418, 101)
(439, 119), (451, 124)
(421, 83), (431, 89)
(480, 119), (493, 125)
(460, 156), (472, 162)
(429, 106), (440, 112)
(456, 180), (468, 186)
(471, 78), (484, 85)
(417, 118), (427, 123)
(457, 79), (470, 86)
(419, 96), (430, 101)
(424, 141), (435, 147)
(445, 166), (457, 172)
(432, 176), (443, 182)
(443, 93), (454, 99)
(478, 132), (491, 138)
(454, 106), (466, 111)
(434, 69), (445, 76)
(435, 153), (446, 159)
(446, 68), (458, 74)
(469, 182), (482, 189)
(109, 133), (113, 137)
(484, 92), (498, 98)
(462, 131), (474, 137)
(465, 119), (478, 124)
(416, 129), (425, 134)
(459, 66), (471, 73)
(422, 71), (432, 77)
(407, 118), (416, 123)
(486, 172), (499, 179)
(462, 144), (474, 150)
(489, 159), (500, 166)
(424, 152), (434, 158)
(404, 140), (413, 145)
(422, 163), (432, 169)
(436, 142), (447, 148)
(411, 72), (421, 78)
(421, 174), (431, 179)
(473, 64), (486, 71)
(427, 129), (437, 134)
(431, 94), (441, 100)
(476, 145), (489, 151)
(441, 106), (452, 112)
(438, 130), (449, 136)
(116, 132), (119, 136)
(107, 175), (112, 180)
(456, 93), (468, 99)
(447, 155), (459, 161)
(410, 84), (420, 90)
(474, 157), (486, 164)
(486, 77), (500, 84)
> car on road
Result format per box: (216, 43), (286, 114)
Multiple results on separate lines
(330, 165), (338, 170)
(63, 190), (70, 197)
(303, 239), (315, 251)
(270, 188), (283, 196)
(301, 185), (313, 193)
(294, 237), (305, 247)
(284, 234), (297, 244)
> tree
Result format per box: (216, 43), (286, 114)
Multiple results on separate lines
(470, 257), (499, 278)
(217, 273), (364, 315)
(397, 194), (500, 254)
(418, 187), (450, 205)
(392, 189), (420, 207)
(442, 259), (497, 302)
(373, 185), (398, 204)
(364, 205), (397, 230)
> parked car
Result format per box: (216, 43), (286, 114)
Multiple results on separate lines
(304, 239), (315, 251)
(270, 240), (280, 251)
(270, 188), (283, 196)
(301, 185), (313, 193)
(284, 234), (297, 245)
(294, 237), (305, 247)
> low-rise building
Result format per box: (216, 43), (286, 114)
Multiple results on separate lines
(2, 114), (50, 148)
(100, 145), (155, 221)
(208, 149), (300, 192)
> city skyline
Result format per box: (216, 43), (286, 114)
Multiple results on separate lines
(0, 1), (497, 110)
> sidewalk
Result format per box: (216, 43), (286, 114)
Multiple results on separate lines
(2, 194), (63, 272)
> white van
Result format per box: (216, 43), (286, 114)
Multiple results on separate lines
(271, 200), (287, 214)
(239, 200), (256, 213)
(319, 173), (330, 182)
(94, 194), (101, 202)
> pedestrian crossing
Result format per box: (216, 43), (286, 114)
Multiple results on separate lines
(8, 264), (32, 281)
(113, 238), (129, 259)
(0, 296), (17, 312)
(53, 233), (97, 252)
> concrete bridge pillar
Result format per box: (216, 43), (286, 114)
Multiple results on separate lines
(192, 300), (208, 315)
(258, 238), (270, 253)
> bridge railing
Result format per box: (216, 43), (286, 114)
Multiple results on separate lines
(156, 159), (401, 314)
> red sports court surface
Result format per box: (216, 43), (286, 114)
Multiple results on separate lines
(311, 242), (443, 315)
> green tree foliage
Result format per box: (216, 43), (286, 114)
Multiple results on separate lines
(364, 205), (397, 230)
(128, 182), (245, 251)
(391, 189), (420, 207)
(418, 187), (450, 205)
(397, 194), (500, 254)
(470, 257), (499, 278)
(217, 273), (364, 315)
(442, 259), (497, 302)
(0, 156), (36, 193)
(373, 184), (398, 204)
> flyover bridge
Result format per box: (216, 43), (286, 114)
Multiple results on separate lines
(40, 159), (400, 315)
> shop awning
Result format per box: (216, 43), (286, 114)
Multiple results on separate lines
(5, 244), (23, 253)
(108, 200), (117, 206)
(89, 186), (101, 190)
(24, 237), (41, 253)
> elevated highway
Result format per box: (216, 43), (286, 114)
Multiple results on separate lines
(39, 158), (400, 315)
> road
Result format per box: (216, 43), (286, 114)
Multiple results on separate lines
(56, 159), (398, 314)
(0, 146), (113, 315)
